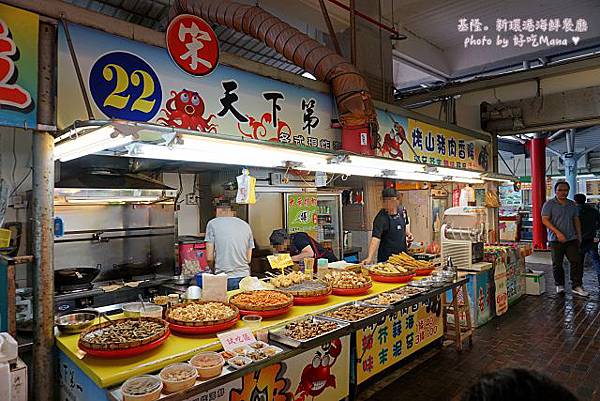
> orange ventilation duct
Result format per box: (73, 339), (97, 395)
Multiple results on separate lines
(170, 0), (379, 155)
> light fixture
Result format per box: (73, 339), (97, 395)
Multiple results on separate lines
(127, 135), (330, 170)
(551, 174), (596, 179)
(58, 121), (480, 184)
(347, 155), (426, 173)
(482, 173), (514, 183)
(62, 196), (163, 204)
(448, 177), (485, 184)
(54, 125), (134, 162)
(433, 167), (482, 179)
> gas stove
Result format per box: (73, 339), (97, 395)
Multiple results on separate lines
(54, 275), (174, 314)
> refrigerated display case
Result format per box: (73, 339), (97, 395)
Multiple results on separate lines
(285, 192), (343, 259)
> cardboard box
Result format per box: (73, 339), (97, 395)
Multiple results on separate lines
(525, 271), (546, 295)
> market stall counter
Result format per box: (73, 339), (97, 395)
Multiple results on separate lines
(56, 278), (468, 401)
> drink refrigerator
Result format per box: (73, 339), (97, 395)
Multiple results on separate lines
(284, 192), (343, 259)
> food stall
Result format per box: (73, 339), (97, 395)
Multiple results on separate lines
(55, 264), (466, 401)
(0, 3), (496, 401)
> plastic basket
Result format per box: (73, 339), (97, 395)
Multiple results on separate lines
(0, 228), (10, 248)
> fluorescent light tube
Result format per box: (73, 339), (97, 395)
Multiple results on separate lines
(54, 126), (133, 162)
(64, 196), (162, 204)
(434, 167), (482, 179)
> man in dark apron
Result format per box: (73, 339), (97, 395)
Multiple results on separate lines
(362, 188), (413, 264)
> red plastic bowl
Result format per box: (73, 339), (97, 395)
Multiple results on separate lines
(293, 292), (331, 305)
(369, 273), (415, 283)
(416, 268), (434, 276)
(332, 284), (372, 296)
(79, 329), (170, 358)
(238, 305), (292, 318)
(168, 315), (239, 335)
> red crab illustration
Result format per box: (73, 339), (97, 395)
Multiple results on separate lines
(380, 123), (406, 159)
(295, 339), (342, 401)
(157, 89), (217, 132)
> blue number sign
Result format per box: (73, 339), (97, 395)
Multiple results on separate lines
(89, 51), (162, 121)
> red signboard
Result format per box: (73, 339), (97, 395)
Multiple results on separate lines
(166, 14), (219, 77)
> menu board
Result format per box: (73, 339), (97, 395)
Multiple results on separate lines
(286, 193), (318, 239)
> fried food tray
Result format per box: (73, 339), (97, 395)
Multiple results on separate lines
(268, 316), (349, 348)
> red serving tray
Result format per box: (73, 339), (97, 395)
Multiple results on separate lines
(79, 329), (170, 358)
(293, 291), (331, 305)
(415, 268), (434, 276)
(168, 315), (239, 335)
(332, 284), (372, 296)
(369, 273), (415, 283)
(238, 305), (292, 318)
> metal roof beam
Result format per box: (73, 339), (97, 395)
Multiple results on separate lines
(396, 54), (600, 107)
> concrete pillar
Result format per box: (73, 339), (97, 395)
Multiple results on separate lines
(530, 134), (547, 250)
(564, 129), (577, 199)
(32, 21), (56, 401)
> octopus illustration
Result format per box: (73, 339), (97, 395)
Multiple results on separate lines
(380, 122), (406, 159)
(295, 339), (342, 401)
(157, 89), (217, 132)
(238, 112), (292, 142)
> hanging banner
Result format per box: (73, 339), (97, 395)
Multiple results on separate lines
(356, 298), (443, 384)
(57, 23), (489, 171)
(57, 24), (339, 150)
(376, 110), (490, 171)
(0, 4), (38, 129)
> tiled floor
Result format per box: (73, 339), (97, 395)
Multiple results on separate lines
(364, 253), (600, 401)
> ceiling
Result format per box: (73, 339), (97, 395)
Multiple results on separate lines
(62, 0), (305, 75)
(61, 0), (600, 91)
(300, 0), (600, 88)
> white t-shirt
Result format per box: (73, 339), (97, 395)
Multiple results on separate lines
(205, 217), (255, 278)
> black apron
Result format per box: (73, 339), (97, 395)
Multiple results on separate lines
(377, 210), (408, 263)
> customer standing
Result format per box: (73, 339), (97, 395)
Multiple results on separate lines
(205, 199), (255, 290)
(574, 193), (600, 286)
(541, 182), (587, 296)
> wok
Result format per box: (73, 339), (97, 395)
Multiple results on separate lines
(112, 261), (163, 280)
(54, 265), (101, 287)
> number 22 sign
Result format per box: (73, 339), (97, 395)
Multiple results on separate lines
(89, 51), (162, 121)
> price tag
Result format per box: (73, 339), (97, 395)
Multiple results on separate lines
(217, 328), (256, 351)
(267, 253), (293, 274)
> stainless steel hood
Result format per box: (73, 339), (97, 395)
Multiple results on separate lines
(55, 157), (177, 204)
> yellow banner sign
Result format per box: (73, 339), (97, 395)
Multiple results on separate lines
(356, 298), (444, 383)
(407, 119), (490, 171)
(267, 254), (294, 271)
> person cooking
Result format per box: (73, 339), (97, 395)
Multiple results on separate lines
(269, 229), (337, 263)
(362, 187), (414, 264)
(205, 199), (255, 290)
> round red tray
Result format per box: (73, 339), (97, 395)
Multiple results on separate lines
(416, 268), (434, 276)
(369, 273), (415, 283)
(238, 305), (292, 318)
(332, 284), (372, 296)
(79, 329), (170, 358)
(168, 315), (239, 335)
(293, 291), (331, 305)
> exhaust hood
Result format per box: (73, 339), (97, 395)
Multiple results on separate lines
(55, 168), (177, 205)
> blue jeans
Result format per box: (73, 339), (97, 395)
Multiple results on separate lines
(582, 240), (600, 275)
(227, 277), (244, 291)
